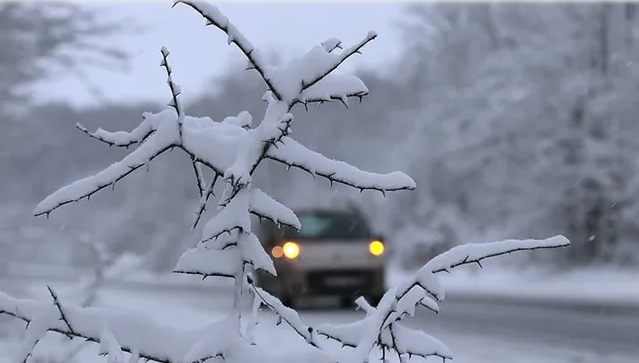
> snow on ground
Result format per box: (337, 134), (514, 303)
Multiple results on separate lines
(9, 261), (639, 307)
(387, 264), (639, 306)
(1, 283), (635, 363)
(109, 269), (235, 288)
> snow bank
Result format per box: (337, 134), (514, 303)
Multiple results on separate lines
(387, 265), (639, 306)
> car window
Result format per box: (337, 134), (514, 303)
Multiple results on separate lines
(282, 211), (372, 240)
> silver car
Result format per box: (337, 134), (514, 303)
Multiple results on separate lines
(255, 207), (387, 308)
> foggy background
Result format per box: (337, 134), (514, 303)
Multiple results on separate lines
(2, 1), (639, 274)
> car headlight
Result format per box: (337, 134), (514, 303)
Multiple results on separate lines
(369, 240), (384, 256)
(282, 241), (300, 259)
(271, 245), (284, 259)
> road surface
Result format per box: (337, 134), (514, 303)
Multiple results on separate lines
(3, 276), (637, 363)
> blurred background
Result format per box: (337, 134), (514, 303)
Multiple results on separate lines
(2, 1), (639, 275)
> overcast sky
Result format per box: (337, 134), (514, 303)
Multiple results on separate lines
(32, 2), (407, 108)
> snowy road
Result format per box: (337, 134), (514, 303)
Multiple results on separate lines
(409, 298), (639, 358)
(141, 286), (639, 363)
(5, 277), (638, 363)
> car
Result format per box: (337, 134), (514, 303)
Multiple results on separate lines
(254, 207), (387, 308)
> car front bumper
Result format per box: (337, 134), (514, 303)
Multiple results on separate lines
(257, 264), (386, 300)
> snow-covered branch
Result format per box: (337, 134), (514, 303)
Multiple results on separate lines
(0, 290), (201, 363)
(267, 136), (416, 194)
(174, 0), (284, 101)
(314, 236), (569, 363)
(24, 230), (134, 363)
(297, 31), (377, 100)
(74, 113), (156, 149)
(159, 47), (184, 127)
(4, 2), (571, 363)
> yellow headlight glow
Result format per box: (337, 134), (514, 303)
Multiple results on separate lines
(282, 241), (300, 259)
(369, 240), (384, 256)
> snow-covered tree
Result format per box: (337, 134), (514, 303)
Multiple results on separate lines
(391, 2), (639, 265)
(0, 2), (569, 363)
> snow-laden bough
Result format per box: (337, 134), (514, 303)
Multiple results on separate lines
(0, 2), (570, 363)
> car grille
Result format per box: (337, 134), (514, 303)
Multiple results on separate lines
(306, 269), (376, 294)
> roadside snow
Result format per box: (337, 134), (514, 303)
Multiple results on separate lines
(12, 261), (638, 307)
(115, 270), (234, 288)
(387, 265), (639, 306)
(1, 283), (635, 363)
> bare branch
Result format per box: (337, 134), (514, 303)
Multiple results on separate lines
(174, 0), (283, 101)
(192, 173), (221, 229)
(160, 47), (184, 129)
(190, 158), (206, 197)
(47, 286), (75, 338)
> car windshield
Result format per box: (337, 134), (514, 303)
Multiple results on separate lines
(282, 211), (372, 240)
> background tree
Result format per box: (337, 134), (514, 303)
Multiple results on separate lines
(391, 2), (639, 267)
(0, 2), (133, 270)
(0, 2), (131, 117)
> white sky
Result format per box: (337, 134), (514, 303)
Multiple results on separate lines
(32, 2), (407, 108)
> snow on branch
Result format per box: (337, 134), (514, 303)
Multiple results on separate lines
(243, 236), (569, 363)
(74, 112), (157, 148)
(425, 235), (570, 274)
(267, 136), (416, 194)
(249, 188), (301, 230)
(296, 31), (377, 102)
(313, 236), (570, 363)
(14, 3), (572, 363)
(0, 290), (199, 363)
(173, 245), (240, 278)
(34, 114), (181, 217)
(33, 50), (236, 220)
(173, 0), (284, 101)
(159, 47), (184, 126)
(175, 0), (374, 106)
